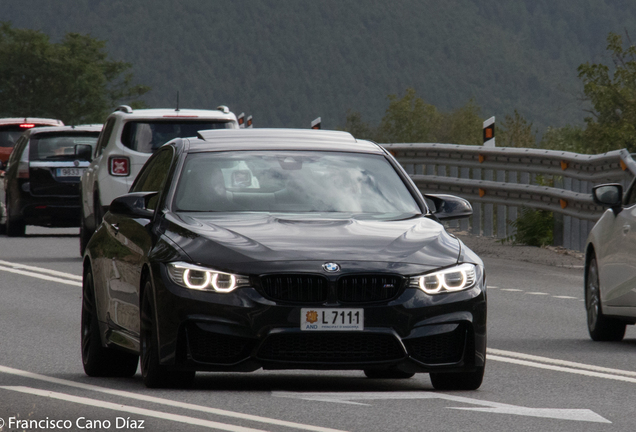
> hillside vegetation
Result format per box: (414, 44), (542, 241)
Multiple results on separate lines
(3, 0), (636, 135)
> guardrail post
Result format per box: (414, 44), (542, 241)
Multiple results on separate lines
(460, 167), (470, 232)
(496, 170), (506, 238)
(508, 171), (518, 239)
(563, 177), (572, 249)
(571, 179), (581, 251)
(449, 166), (459, 228)
(484, 169), (494, 237)
(580, 180), (590, 250)
(472, 168), (482, 236)
(553, 176), (564, 246)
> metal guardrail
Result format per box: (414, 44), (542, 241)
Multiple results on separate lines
(382, 143), (636, 251)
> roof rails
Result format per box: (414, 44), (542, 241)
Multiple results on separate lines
(115, 105), (133, 114)
(216, 105), (230, 114)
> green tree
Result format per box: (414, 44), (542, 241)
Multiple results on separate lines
(497, 110), (537, 148)
(436, 99), (483, 145)
(343, 88), (484, 145)
(0, 22), (149, 124)
(539, 125), (587, 153)
(578, 31), (636, 153)
(376, 88), (441, 143)
(341, 110), (378, 141)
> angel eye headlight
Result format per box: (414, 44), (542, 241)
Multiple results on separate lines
(167, 262), (249, 293)
(410, 263), (477, 294)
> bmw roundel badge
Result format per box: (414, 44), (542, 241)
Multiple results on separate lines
(322, 262), (340, 272)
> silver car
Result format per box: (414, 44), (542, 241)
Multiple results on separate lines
(585, 183), (636, 341)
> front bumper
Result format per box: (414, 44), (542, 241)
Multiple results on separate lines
(150, 263), (487, 374)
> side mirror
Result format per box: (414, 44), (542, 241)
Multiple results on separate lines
(75, 144), (93, 161)
(593, 183), (623, 212)
(425, 194), (473, 220)
(109, 192), (157, 219)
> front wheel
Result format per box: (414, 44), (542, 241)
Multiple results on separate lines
(81, 268), (139, 377)
(140, 279), (195, 388)
(586, 257), (626, 341)
(5, 195), (25, 237)
(79, 208), (92, 256)
(429, 366), (485, 391)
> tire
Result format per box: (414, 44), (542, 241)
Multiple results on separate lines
(140, 278), (195, 388)
(79, 209), (91, 256)
(429, 366), (485, 391)
(6, 195), (25, 237)
(364, 369), (415, 379)
(585, 257), (626, 341)
(94, 191), (104, 229)
(81, 267), (139, 377)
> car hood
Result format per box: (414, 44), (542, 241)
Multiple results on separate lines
(163, 213), (462, 272)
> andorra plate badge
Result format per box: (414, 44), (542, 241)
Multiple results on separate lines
(301, 308), (363, 331)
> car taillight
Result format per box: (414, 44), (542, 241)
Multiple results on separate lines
(19, 123), (35, 128)
(109, 156), (130, 176)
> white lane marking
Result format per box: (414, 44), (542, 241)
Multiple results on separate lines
(501, 289), (522, 292)
(272, 391), (610, 423)
(0, 265), (82, 286)
(0, 259), (82, 280)
(449, 406), (610, 422)
(552, 295), (578, 299)
(488, 348), (636, 377)
(488, 286), (499, 289)
(526, 292), (549, 295)
(0, 386), (267, 432)
(0, 365), (345, 432)
(488, 355), (636, 383)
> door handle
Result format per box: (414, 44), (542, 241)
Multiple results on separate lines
(110, 223), (119, 234)
(623, 224), (630, 235)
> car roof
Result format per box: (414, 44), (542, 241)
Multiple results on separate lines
(108, 107), (238, 121)
(0, 118), (64, 127)
(187, 128), (384, 154)
(24, 125), (103, 136)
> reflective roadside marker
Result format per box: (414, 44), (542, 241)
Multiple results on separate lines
(311, 117), (321, 130)
(246, 115), (253, 128)
(483, 116), (495, 147)
(238, 112), (245, 128)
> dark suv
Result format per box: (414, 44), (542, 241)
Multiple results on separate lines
(1, 125), (102, 236)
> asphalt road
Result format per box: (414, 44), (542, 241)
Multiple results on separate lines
(0, 227), (635, 432)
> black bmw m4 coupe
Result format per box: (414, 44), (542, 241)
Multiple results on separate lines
(81, 128), (487, 389)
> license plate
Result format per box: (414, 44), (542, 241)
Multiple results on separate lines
(301, 308), (364, 331)
(57, 168), (84, 177)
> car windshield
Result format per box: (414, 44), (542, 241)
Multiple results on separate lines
(0, 127), (28, 148)
(29, 133), (100, 161)
(121, 120), (235, 153)
(173, 151), (421, 218)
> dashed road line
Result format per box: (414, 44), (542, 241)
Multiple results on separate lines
(488, 348), (636, 379)
(491, 286), (581, 301)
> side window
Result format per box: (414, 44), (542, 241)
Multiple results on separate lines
(7, 136), (27, 168)
(625, 180), (636, 207)
(131, 147), (175, 210)
(95, 118), (116, 157)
